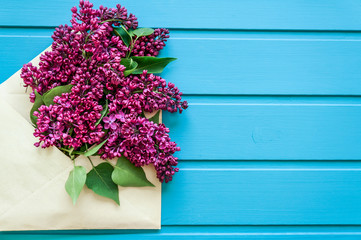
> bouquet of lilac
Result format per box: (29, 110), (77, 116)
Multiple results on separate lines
(20, 0), (187, 205)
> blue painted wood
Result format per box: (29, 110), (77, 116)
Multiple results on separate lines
(163, 99), (361, 160)
(2, 226), (361, 239)
(3, 29), (361, 95)
(1, 0), (361, 30)
(161, 161), (361, 225)
(161, 37), (361, 95)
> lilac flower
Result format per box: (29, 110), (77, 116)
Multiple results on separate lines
(100, 117), (179, 182)
(103, 115), (117, 130)
(21, 0), (187, 183)
(103, 112), (125, 130)
(131, 28), (170, 57)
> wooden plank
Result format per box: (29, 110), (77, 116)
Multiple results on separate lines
(162, 36), (361, 95)
(1, 0), (361, 30)
(3, 29), (361, 95)
(163, 98), (361, 160)
(161, 161), (361, 225)
(2, 226), (361, 239)
(0, 32), (51, 81)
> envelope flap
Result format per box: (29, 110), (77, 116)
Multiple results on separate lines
(0, 98), (72, 217)
(0, 162), (160, 230)
(0, 98), (161, 230)
(0, 46), (161, 230)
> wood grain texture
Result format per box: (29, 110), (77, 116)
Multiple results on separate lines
(1, 0), (361, 30)
(163, 99), (361, 160)
(2, 226), (361, 239)
(3, 29), (361, 95)
(161, 161), (361, 225)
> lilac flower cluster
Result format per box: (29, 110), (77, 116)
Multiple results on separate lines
(20, 0), (187, 183)
(101, 116), (179, 182)
(107, 71), (188, 115)
(132, 28), (170, 57)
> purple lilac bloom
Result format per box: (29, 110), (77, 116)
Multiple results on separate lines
(21, 0), (187, 183)
(132, 28), (170, 57)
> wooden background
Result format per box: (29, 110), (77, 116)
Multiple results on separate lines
(2, 0), (361, 239)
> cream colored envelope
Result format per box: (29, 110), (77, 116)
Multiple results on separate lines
(0, 47), (161, 231)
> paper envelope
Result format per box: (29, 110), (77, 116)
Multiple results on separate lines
(0, 47), (161, 231)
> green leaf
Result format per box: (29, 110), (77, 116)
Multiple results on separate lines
(120, 58), (138, 77)
(128, 29), (135, 37)
(95, 101), (108, 126)
(111, 156), (154, 187)
(132, 28), (154, 37)
(113, 26), (132, 47)
(131, 57), (177, 74)
(83, 139), (108, 157)
(147, 110), (161, 124)
(30, 90), (45, 125)
(86, 162), (119, 205)
(65, 166), (87, 205)
(43, 85), (74, 106)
